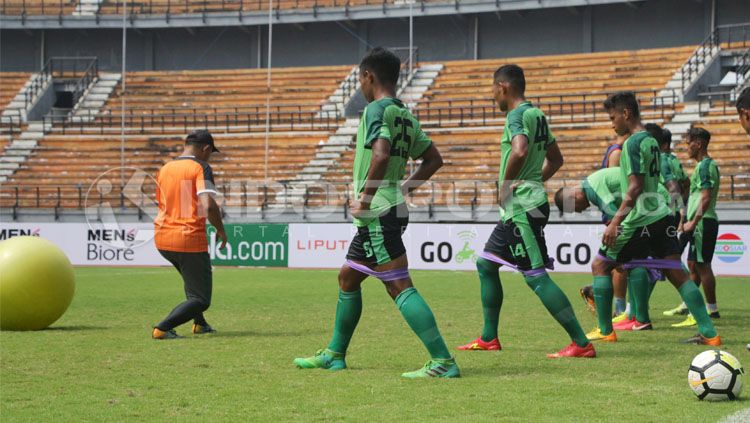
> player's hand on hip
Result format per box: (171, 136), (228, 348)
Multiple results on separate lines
(602, 221), (619, 247)
(682, 220), (696, 234)
(217, 230), (228, 249)
(349, 200), (370, 219)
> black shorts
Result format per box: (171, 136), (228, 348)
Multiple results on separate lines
(599, 214), (682, 263)
(686, 218), (719, 264)
(346, 203), (409, 266)
(483, 203), (550, 271)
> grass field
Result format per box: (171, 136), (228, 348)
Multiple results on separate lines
(1, 267), (748, 421)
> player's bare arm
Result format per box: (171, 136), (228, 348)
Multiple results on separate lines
(607, 149), (621, 168)
(200, 193), (227, 249)
(682, 188), (712, 234)
(499, 134), (529, 207)
(351, 138), (391, 218)
(541, 141), (564, 182)
(603, 173), (643, 247)
(402, 144), (443, 196)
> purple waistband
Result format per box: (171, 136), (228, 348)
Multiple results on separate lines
(596, 253), (683, 270)
(346, 260), (409, 282)
(479, 251), (555, 277)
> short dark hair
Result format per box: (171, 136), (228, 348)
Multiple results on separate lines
(603, 91), (640, 119)
(644, 123), (663, 143)
(737, 86), (750, 110)
(360, 47), (401, 86)
(554, 187), (566, 216)
(687, 126), (711, 146)
(494, 64), (526, 94)
(661, 128), (672, 147)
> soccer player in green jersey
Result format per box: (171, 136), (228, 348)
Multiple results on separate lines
(645, 123), (687, 222)
(586, 92), (720, 346)
(667, 127), (721, 328)
(737, 87), (750, 135)
(293, 48), (459, 378)
(457, 64), (595, 358)
(555, 167), (672, 331)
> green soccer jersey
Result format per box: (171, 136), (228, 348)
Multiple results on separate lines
(659, 152), (687, 214)
(499, 101), (555, 221)
(659, 152), (687, 184)
(619, 131), (670, 227)
(687, 157), (720, 221)
(352, 97), (433, 227)
(583, 167), (669, 222)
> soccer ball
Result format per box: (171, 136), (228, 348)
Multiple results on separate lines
(688, 350), (744, 401)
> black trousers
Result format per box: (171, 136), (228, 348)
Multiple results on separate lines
(156, 250), (212, 331)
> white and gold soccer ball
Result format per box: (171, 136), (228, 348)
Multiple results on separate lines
(688, 350), (744, 401)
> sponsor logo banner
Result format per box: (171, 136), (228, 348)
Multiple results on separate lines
(1, 222), (748, 275)
(289, 223), (750, 276)
(208, 224), (288, 267)
(0, 223), (167, 265)
(715, 232), (746, 264)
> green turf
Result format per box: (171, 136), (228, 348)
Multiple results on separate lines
(1, 267), (748, 421)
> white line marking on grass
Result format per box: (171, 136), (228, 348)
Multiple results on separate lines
(719, 407), (750, 423)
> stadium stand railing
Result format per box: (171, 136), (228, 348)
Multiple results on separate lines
(44, 108), (341, 134)
(682, 23), (750, 91)
(0, 0), (447, 17)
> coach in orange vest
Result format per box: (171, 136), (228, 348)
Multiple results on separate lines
(152, 129), (228, 339)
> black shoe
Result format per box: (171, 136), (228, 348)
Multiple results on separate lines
(192, 323), (217, 334)
(709, 311), (720, 319)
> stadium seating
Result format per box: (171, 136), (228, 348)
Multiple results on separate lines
(0, 72), (29, 114)
(3, 45), (750, 210)
(100, 66), (352, 118)
(417, 46), (695, 108)
(0, 130), (333, 208)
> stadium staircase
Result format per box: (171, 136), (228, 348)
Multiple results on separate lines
(0, 122), (48, 183)
(276, 62), (442, 206)
(318, 67), (359, 118)
(72, 0), (103, 15)
(69, 73), (122, 123)
(401, 63), (443, 109)
(1, 73), (52, 124)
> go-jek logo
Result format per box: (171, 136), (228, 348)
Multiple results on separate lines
(455, 230), (479, 264)
(715, 233), (746, 263)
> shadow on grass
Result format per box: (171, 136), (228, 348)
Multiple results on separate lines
(213, 329), (324, 338)
(44, 325), (108, 331)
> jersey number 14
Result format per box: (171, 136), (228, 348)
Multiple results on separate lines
(534, 116), (550, 152)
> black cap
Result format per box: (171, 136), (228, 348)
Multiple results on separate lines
(186, 129), (219, 153)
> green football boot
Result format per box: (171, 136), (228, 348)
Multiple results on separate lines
(293, 349), (346, 371)
(401, 358), (460, 379)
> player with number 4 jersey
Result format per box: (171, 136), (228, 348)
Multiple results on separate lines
(457, 64), (594, 359)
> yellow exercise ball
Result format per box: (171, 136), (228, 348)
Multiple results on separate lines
(0, 236), (75, 330)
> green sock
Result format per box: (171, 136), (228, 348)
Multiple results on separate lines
(395, 287), (451, 360)
(628, 267), (651, 323)
(593, 275), (614, 335)
(326, 289), (362, 354)
(525, 273), (589, 347)
(477, 258), (502, 342)
(678, 280), (718, 338)
(626, 280), (635, 320)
